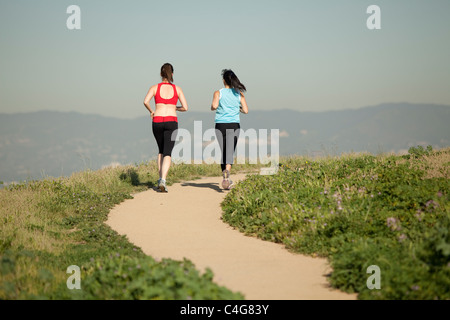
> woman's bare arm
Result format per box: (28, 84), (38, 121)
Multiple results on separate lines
(143, 85), (157, 117)
(211, 90), (220, 111)
(176, 86), (188, 112)
(240, 93), (249, 114)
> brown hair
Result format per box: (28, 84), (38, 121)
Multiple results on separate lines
(160, 63), (174, 83)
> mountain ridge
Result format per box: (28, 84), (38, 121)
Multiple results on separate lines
(1, 103), (449, 183)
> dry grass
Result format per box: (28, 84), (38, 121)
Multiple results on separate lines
(0, 188), (64, 253)
(396, 147), (450, 179)
(420, 148), (450, 179)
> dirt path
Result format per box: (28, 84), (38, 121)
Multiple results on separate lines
(106, 173), (357, 300)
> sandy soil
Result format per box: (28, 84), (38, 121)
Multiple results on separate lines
(106, 173), (357, 300)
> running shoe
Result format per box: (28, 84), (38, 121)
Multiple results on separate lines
(227, 179), (234, 190)
(222, 170), (230, 189)
(159, 179), (168, 193)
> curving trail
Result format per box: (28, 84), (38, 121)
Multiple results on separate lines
(106, 173), (357, 300)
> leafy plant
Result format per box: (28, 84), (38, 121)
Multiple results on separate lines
(403, 145), (433, 159)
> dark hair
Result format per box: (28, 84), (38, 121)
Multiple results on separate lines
(161, 63), (174, 83)
(222, 69), (246, 93)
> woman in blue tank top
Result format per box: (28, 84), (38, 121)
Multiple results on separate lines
(211, 69), (249, 189)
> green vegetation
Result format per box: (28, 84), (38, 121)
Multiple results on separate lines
(222, 147), (450, 300)
(0, 161), (256, 299)
(2, 147), (449, 300)
(403, 145), (434, 159)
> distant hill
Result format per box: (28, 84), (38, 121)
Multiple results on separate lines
(0, 103), (449, 183)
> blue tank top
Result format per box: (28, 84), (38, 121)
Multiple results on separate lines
(215, 88), (241, 123)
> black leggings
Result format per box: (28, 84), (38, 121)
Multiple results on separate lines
(152, 121), (178, 157)
(215, 123), (240, 172)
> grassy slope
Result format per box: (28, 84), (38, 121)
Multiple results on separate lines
(0, 162), (257, 299)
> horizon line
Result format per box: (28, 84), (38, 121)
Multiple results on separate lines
(1, 102), (449, 120)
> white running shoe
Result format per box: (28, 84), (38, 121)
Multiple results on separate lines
(222, 170), (230, 189)
(159, 179), (168, 193)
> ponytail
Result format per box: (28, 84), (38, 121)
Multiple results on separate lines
(161, 63), (174, 83)
(222, 69), (246, 93)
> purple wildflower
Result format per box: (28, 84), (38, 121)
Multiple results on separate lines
(387, 217), (402, 231)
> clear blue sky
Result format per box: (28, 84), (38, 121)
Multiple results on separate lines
(1, 0), (449, 119)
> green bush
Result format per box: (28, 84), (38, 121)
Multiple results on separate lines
(403, 145), (433, 159)
(78, 255), (243, 300)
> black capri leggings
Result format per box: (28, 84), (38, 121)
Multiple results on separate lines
(152, 121), (178, 157)
(215, 123), (241, 172)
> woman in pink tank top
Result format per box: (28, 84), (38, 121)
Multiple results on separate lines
(143, 63), (188, 192)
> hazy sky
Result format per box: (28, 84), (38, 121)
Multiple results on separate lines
(1, 0), (450, 119)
